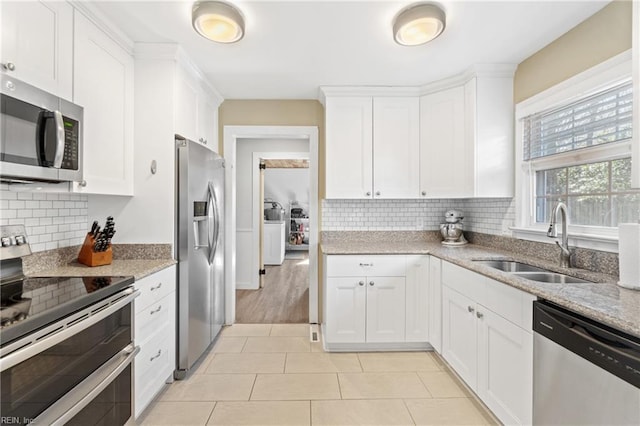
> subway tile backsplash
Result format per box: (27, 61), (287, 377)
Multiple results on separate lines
(321, 198), (515, 236)
(0, 184), (88, 252)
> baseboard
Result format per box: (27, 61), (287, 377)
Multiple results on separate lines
(319, 323), (433, 352)
(235, 281), (258, 290)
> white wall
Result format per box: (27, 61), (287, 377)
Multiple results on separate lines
(236, 138), (308, 288)
(264, 168), (310, 214)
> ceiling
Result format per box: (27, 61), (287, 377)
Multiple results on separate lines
(94, 1), (610, 100)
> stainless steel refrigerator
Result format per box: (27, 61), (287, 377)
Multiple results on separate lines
(174, 135), (225, 379)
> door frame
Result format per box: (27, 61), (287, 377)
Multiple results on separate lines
(252, 151), (310, 290)
(223, 125), (319, 324)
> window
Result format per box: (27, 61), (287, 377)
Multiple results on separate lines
(515, 52), (639, 250)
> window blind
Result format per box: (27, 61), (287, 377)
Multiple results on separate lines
(523, 81), (633, 160)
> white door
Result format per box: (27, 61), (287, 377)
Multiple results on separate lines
(73, 11), (133, 195)
(373, 97), (420, 198)
(477, 307), (533, 425)
(442, 286), (478, 389)
(325, 97), (373, 199)
(366, 276), (406, 343)
(419, 87), (469, 198)
(428, 257), (442, 353)
(325, 277), (366, 343)
(405, 256), (429, 342)
(0, 1), (73, 99)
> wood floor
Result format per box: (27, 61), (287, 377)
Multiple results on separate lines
(235, 253), (309, 323)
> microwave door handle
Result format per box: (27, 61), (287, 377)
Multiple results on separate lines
(52, 110), (65, 168)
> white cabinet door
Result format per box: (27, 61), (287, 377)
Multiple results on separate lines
(419, 87), (468, 198)
(428, 256), (442, 353)
(264, 222), (285, 265)
(442, 286), (478, 389)
(325, 97), (373, 199)
(405, 255), (429, 342)
(366, 276), (406, 343)
(325, 277), (366, 343)
(477, 307), (533, 426)
(175, 67), (199, 143)
(198, 93), (218, 150)
(373, 97), (420, 198)
(73, 12), (134, 196)
(0, 1), (73, 100)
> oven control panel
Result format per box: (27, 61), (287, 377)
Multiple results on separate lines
(0, 225), (32, 261)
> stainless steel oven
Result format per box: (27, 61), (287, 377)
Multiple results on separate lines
(0, 74), (83, 183)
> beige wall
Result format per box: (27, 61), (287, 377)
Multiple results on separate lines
(218, 99), (326, 321)
(514, 0), (632, 103)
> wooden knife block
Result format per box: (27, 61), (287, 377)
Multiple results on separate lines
(77, 233), (112, 267)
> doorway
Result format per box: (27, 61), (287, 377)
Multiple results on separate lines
(223, 126), (319, 325)
(236, 152), (310, 323)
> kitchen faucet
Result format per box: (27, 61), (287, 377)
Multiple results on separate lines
(547, 202), (571, 268)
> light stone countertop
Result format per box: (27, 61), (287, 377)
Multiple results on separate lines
(321, 240), (640, 339)
(28, 259), (177, 281)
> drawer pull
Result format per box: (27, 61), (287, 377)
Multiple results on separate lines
(150, 305), (162, 315)
(359, 263), (373, 267)
(468, 306), (475, 313)
(369, 281), (374, 286)
(150, 349), (162, 362)
(150, 282), (162, 291)
(476, 311), (484, 319)
(358, 281), (365, 286)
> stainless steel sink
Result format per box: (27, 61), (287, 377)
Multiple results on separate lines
(512, 272), (592, 284)
(472, 259), (593, 284)
(472, 260), (547, 273)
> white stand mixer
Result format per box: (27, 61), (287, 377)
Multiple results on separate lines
(440, 209), (468, 246)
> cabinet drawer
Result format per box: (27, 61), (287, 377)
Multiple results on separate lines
(135, 292), (173, 344)
(482, 278), (536, 331)
(441, 261), (485, 302)
(326, 255), (406, 277)
(135, 266), (175, 313)
(135, 324), (175, 418)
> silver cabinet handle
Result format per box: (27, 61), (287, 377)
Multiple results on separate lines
(199, 137), (208, 145)
(468, 306), (475, 313)
(358, 281), (364, 286)
(366, 191), (371, 196)
(375, 191), (381, 196)
(369, 281), (374, 286)
(150, 349), (162, 362)
(421, 191), (426, 196)
(359, 263), (373, 267)
(78, 180), (87, 187)
(150, 305), (162, 315)
(150, 282), (162, 291)
(2, 62), (15, 71)
(476, 311), (484, 319)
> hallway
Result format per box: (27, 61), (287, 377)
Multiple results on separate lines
(236, 253), (309, 323)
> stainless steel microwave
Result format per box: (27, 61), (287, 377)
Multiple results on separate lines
(1, 75), (83, 183)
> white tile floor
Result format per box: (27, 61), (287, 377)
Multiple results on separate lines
(137, 324), (497, 425)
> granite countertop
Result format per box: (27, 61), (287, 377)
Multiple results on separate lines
(28, 258), (177, 281)
(321, 238), (640, 339)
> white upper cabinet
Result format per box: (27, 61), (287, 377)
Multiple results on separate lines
(72, 11), (134, 196)
(419, 86), (467, 197)
(324, 94), (419, 199)
(325, 97), (373, 199)
(420, 71), (515, 198)
(0, 1), (73, 100)
(175, 64), (221, 150)
(373, 97), (420, 198)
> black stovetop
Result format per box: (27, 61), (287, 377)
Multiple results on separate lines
(0, 275), (134, 345)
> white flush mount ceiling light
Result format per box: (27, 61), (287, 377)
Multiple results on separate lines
(393, 3), (446, 46)
(192, 1), (245, 43)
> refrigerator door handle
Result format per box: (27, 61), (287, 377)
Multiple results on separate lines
(208, 182), (219, 266)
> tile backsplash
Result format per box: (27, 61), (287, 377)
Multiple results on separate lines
(321, 198), (515, 236)
(0, 184), (88, 252)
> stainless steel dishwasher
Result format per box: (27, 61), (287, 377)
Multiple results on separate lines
(533, 300), (640, 425)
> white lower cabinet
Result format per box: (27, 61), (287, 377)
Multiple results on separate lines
(323, 255), (429, 350)
(441, 261), (535, 425)
(264, 221), (285, 265)
(134, 266), (176, 419)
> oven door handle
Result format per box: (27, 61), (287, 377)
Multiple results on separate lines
(0, 288), (139, 372)
(31, 344), (140, 426)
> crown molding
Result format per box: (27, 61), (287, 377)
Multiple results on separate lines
(70, 1), (134, 55)
(318, 86), (421, 105)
